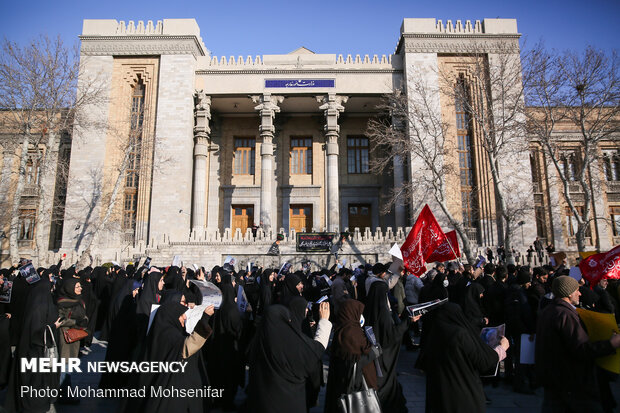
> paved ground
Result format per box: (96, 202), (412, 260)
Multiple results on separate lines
(2, 335), (618, 413)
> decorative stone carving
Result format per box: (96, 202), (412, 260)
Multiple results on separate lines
(400, 36), (520, 54)
(80, 36), (206, 58)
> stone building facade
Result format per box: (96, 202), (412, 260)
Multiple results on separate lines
(1, 17), (615, 268)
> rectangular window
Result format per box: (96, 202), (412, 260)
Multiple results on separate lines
(611, 206), (620, 237)
(603, 150), (620, 182)
(565, 206), (591, 237)
(290, 137), (312, 174)
(455, 85), (477, 230)
(233, 137), (256, 175)
(18, 210), (36, 240)
(123, 192), (137, 230)
(347, 136), (369, 174)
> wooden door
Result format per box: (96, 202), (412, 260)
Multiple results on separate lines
(290, 204), (312, 233)
(348, 204), (371, 230)
(232, 205), (254, 236)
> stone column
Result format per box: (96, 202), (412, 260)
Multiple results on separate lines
(318, 94), (348, 232)
(252, 93), (284, 232)
(191, 91), (211, 233)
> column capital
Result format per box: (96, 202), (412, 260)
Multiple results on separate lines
(194, 90), (211, 136)
(317, 94), (348, 136)
(316, 94), (348, 114)
(251, 94), (284, 137)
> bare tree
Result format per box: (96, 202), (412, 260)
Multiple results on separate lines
(439, 43), (533, 265)
(367, 70), (478, 264)
(524, 45), (620, 252)
(0, 35), (104, 265)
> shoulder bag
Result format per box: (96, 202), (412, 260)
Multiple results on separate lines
(44, 325), (58, 360)
(63, 327), (88, 344)
(338, 362), (382, 413)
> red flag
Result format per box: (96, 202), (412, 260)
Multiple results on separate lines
(400, 205), (447, 276)
(579, 245), (620, 286)
(426, 230), (461, 263)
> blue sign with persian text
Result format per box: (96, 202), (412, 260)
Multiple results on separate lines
(265, 79), (335, 88)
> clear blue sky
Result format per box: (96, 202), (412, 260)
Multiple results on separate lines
(1, 0), (618, 56)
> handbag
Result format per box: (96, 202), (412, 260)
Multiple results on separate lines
(44, 325), (58, 360)
(338, 362), (382, 413)
(63, 327), (88, 344)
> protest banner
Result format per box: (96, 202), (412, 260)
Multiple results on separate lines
(426, 230), (461, 263)
(20, 263), (40, 284)
(0, 280), (12, 304)
(400, 205), (447, 276)
(579, 245), (620, 287)
(296, 232), (336, 252)
(576, 308), (620, 374)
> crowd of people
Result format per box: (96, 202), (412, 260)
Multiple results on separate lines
(0, 248), (619, 413)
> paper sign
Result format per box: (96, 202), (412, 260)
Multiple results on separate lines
(0, 280), (13, 304)
(20, 263), (40, 284)
(388, 243), (403, 261)
(480, 324), (505, 348)
(172, 255), (182, 267)
(316, 295), (329, 304)
(520, 334), (536, 365)
(278, 262), (292, 276)
(321, 274), (333, 286)
(406, 298), (447, 317)
(237, 285), (248, 313)
(190, 280), (222, 309)
(577, 308), (620, 374)
(147, 304), (160, 335)
(388, 257), (404, 275)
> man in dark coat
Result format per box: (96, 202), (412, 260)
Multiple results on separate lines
(505, 267), (536, 393)
(536, 276), (620, 412)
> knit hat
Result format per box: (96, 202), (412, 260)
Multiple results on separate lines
(552, 276), (579, 298)
(276, 233), (284, 241)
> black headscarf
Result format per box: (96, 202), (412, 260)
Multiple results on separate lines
(363, 281), (402, 346)
(462, 282), (486, 321)
(247, 304), (325, 413)
(214, 283), (242, 338)
(4, 274), (59, 413)
(58, 277), (82, 301)
(287, 296), (308, 334)
(136, 272), (163, 317)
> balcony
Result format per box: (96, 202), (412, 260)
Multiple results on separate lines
(568, 183), (583, 193)
(464, 227), (478, 244)
(607, 181), (620, 193)
(22, 185), (40, 197)
(568, 236), (592, 246)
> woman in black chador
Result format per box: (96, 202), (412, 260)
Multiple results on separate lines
(363, 281), (412, 413)
(4, 273), (60, 413)
(246, 301), (332, 413)
(417, 302), (508, 413)
(324, 299), (381, 413)
(208, 282), (243, 411)
(123, 301), (214, 413)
